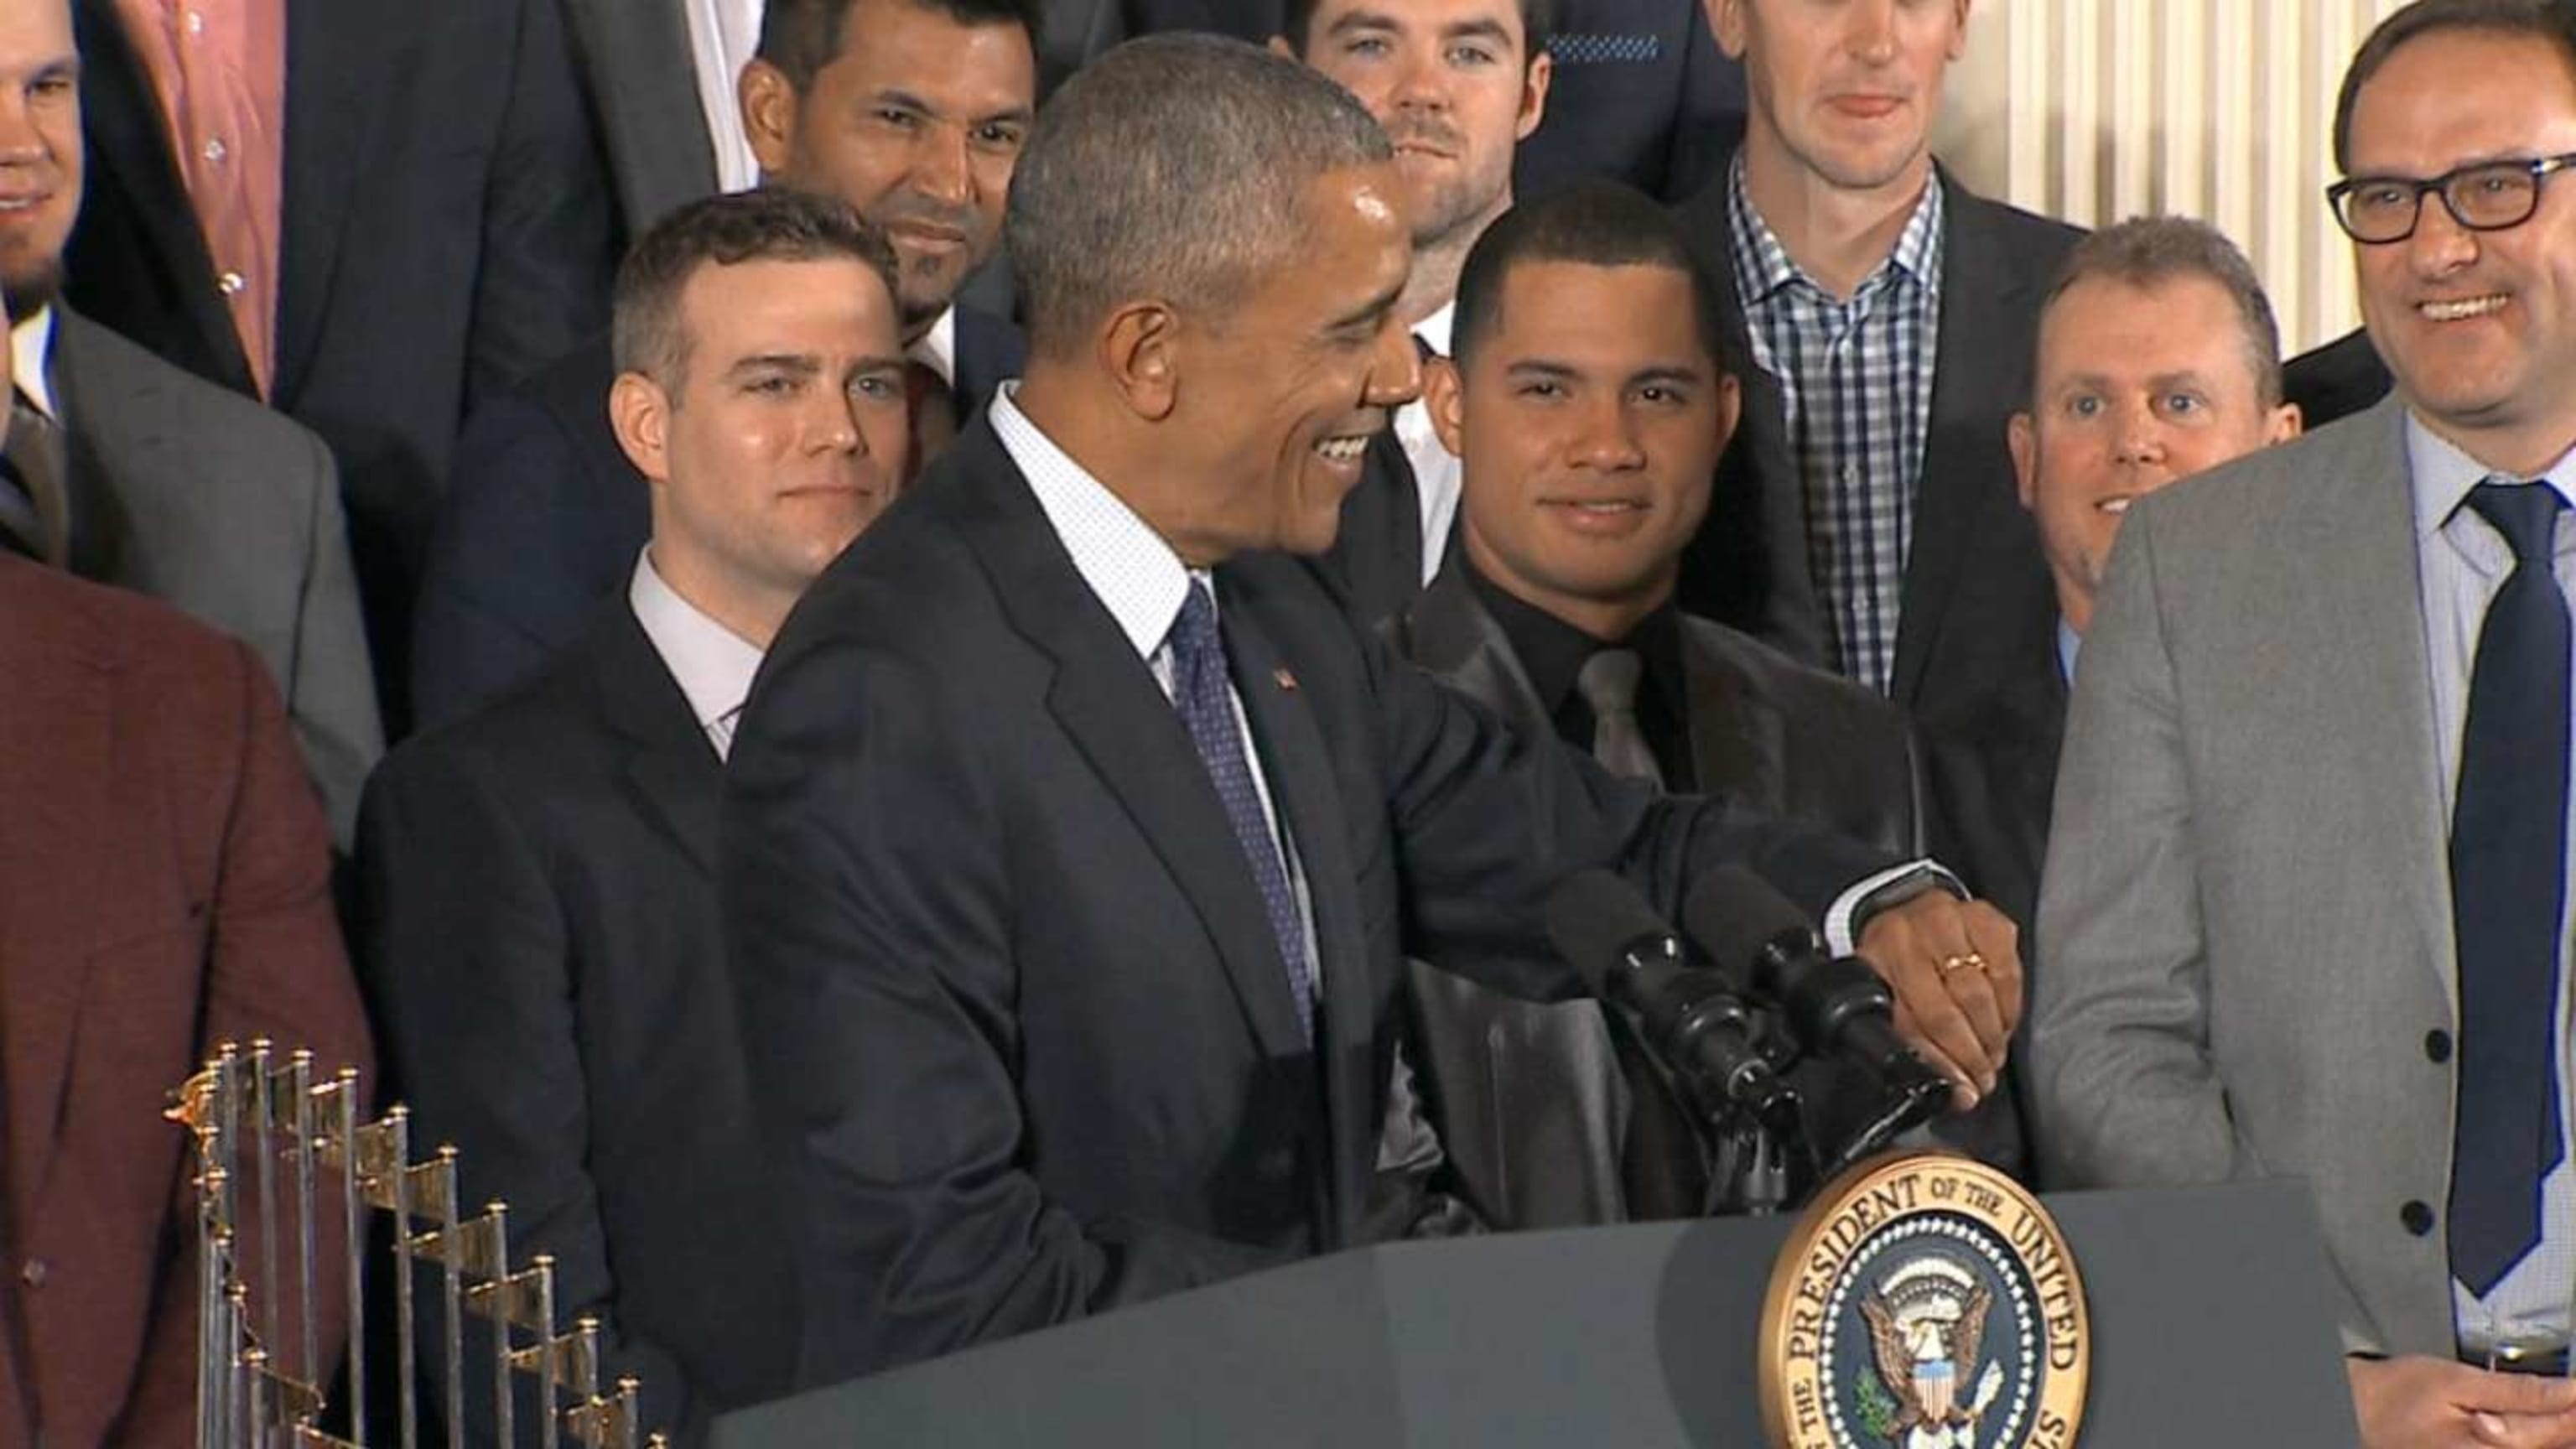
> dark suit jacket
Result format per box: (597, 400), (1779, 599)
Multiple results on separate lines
(720, 413), (1897, 1381)
(0, 555), (371, 1446)
(360, 602), (796, 1442)
(50, 307), (383, 848)
(1382, 564), (1924, 1227)
(1675, 163), (2080, 731)
(2283, 327), (2392, 430)
(1319, 428), (1424, 627)
(410, 311), (1027, 728)
(560, 0), (719, 238)
(67, 0), (619, 728)
(1921, 634), (2066, 939)
(1517, 0), (1745, 205)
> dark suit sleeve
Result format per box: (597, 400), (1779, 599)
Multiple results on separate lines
(466, 0), (615, 410)
(1366, 632), (1898, 990)
(723, 634), (1289, 1385)
(357, 743), (704, 1441)
(122, 642), (374, 1446)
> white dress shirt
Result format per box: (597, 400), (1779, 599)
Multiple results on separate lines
(629, 546), (766, 760)
(1397, 302), (1462, 585)
(10, 306), (58, 421)
(913, 306), (958, 389)
(2405, 416), (2576, 1353)
(683, 0), (764, 193)
(986, 383), (1322, 988)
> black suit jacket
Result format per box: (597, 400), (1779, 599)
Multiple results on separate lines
(409, 311), (1027, 727)
(720, 413), (1896, 1381)
(2283, 327), (2393, 430)
(67, 0), (619, 727)
(358, 602), (797, 1441)
(1921, 633), (2065, 943)
(1319, 428), (1424, 627)
(1675, 164), (2080, 731)
(1381, 564), (1924, 1227)
(1517, 0), (1744, 205)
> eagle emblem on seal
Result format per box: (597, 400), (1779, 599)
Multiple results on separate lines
(1856, 1254), (2008, 1448)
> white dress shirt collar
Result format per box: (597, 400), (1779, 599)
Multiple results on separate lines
(628, 546), (767, 759)
(685, 0), (765, 194)
(2407, 410), (2576, 538)
(11, 306), (57, 422)
(1413, 299), (1455, 359)
(911, 306), (958, 390)
(987, 382), (1193, 662)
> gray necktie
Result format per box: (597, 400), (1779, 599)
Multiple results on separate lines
(1576, 648), (1665, 789)
(5, 392), (69, 565)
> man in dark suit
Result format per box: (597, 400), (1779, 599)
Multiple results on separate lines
(1371, 180), (1931, 1229)
(412, 0), (1038, 727)
(0, 545), (372, 1441)
(64, 0), (618, 731)
(724, 35), (2022, 1383)
(561, 0), (741, 241)
(1280, 0), (1551, 622)
(1675, 0), (2080, 738)
(361, 190), (911, 1441)
(1929, 216), (2300, 937)
(0, 0), (380, 843)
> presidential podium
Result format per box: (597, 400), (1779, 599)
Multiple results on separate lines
(708, 1180), (2361, 1447)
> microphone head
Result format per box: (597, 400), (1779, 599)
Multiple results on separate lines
(1682, 866), (1817, 980)
(1543, 869), (1677, 995)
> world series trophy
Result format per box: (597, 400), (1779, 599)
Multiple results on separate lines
(169, 1041), (672, 1447)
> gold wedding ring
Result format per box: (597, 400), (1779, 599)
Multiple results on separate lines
(1937, 952), (1988, 979)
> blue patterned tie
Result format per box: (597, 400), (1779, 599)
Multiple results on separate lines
(1168, 579), (1317, 1040)
(2449, 480), (2570, 1296)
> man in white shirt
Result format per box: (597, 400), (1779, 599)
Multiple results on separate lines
(357, 188), (910, 1441)
(1281, 0), (1550, 610)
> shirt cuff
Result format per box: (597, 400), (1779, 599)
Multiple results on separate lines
(1823, 859), (1966, 956)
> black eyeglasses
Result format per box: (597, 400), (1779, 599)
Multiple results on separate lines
(2327, 153), (2576, 243)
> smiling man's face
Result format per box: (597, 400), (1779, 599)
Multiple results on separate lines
(2011, 272), (2298, 631)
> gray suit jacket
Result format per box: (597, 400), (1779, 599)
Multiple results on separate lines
(562, 0), (720, 237)
(53, 309), (384, 846)
(2030, 396), (2457, 1356)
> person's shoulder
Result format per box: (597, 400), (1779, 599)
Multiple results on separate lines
(1940, 174), (2086, 259)
(59, 308), (331, 474)
(0, 558), (273, 756)
(1685, 613), (1907, 730)
(2152, 399), (2403, 527)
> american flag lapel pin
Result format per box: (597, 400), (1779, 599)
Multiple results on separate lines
(1273, 667), (1299, 693)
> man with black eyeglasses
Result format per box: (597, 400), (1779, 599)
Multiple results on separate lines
(2028, 3), (2576, 1446)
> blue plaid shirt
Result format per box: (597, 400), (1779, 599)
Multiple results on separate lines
(1724, 156), (1945, 694)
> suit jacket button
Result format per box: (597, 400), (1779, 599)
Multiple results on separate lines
(2426, 1030), (2454, 1064)
(2401, 1201), (2436, 1237)
(19, 1258), (45, 1287)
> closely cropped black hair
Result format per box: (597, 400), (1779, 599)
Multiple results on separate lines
(758, 0), (1043, 91)
(1451, 179), (1737, 377)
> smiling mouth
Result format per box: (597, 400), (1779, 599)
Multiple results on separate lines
(2421, 293), (2508, 322)
(1314, 434), (1372, 464)
(1545, 498), (1649, 515)
(2096, 496), (2133, 517)
(0, 192), (52, 215)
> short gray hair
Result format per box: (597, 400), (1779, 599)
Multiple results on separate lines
(2035, 216), (2285, 409)
(1004, 34), (1394, 355)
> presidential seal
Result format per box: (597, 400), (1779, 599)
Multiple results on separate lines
(1758, 1151), (2088, 1449)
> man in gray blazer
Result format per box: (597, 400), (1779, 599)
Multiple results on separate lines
(2031, 3), (2576, 1443)
(0, 0), (376, 843)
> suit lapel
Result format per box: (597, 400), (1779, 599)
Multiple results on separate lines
(1216, 585), (1370, 1223)
(1402, 564), (1550, 736)
(590, 607), (724, 876)
(0, 569), (113, 1215)
(2324, 402), (2460, 1006)
(70, 0), (253, 392)
(49, 310), (164, 578)
(1890, 175), (2034, 706)
(961, 430), (1309, 1056)
(278, 0), (405, 403)
(1678, 617), (1789, 810)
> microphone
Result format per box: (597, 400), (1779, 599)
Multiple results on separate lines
(1680, 868), (1954, 1161)
(1543, 869), (1798, 1135)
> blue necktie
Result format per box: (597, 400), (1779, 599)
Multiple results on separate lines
(2449, 480), (2571, 1296)
(1167, 580), (1317, 1040)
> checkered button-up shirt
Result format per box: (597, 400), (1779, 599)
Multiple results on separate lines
(1724, 155), (1945, 695)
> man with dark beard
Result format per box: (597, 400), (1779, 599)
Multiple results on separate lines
(412, 0), (1038, 724)
(1279, 0), (1552, 620)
